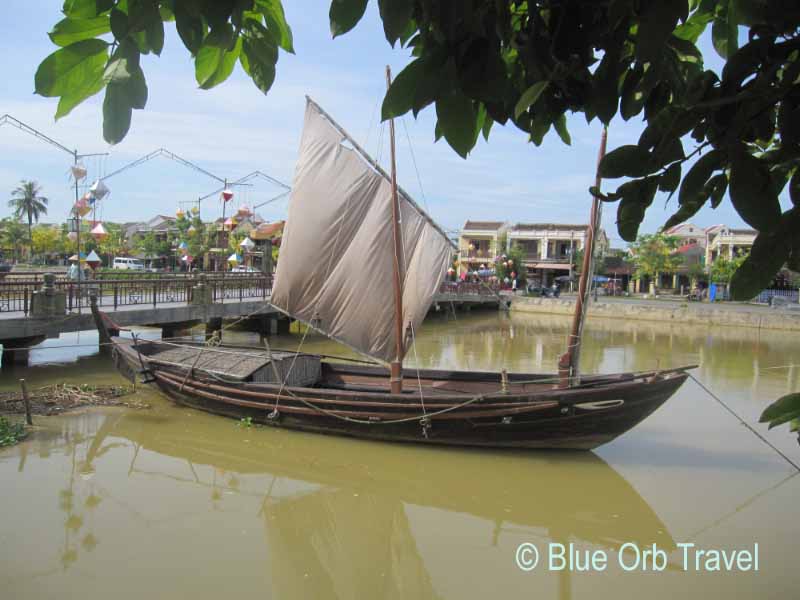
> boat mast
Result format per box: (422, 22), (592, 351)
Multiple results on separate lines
(558, 127), (608, 388)
(385, 66), (405, 394)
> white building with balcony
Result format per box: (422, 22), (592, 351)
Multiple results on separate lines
(507, 223), (609, 285)
(705, 225), (757, 266)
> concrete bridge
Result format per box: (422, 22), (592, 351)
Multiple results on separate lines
(0, 275), (504, 367)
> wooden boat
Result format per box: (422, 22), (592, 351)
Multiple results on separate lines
(94, 70), (692, 451)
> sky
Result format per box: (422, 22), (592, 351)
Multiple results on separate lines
(0, 1), (781, 248)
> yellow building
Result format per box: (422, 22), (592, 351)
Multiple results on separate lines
(457, 221), (508, 275)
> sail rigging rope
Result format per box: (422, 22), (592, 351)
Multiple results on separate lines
(688, 373), (800, 472)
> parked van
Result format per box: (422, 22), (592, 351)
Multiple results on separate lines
(113, 257), (144, 271)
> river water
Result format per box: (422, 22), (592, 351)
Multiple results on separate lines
(1, 311), (798, 599)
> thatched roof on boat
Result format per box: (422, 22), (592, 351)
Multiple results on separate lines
(145, 344), (293, 380)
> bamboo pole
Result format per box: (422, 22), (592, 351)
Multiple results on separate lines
(386, 66), (404, 395)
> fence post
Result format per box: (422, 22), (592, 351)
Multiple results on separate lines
(153, 280), (157, 308)
(23, 287), (29, 316)
(114, 283), (118, 310)
(20, 379), (32, 426)
(67, 285), (73, 311)
(240, 279), (243, 301)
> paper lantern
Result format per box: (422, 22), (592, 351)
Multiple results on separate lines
(91, 222), (108, 241)
(224, 216), (237, 230)
(71, 165), (87, 181)
(86, 250), (101, 269)
(188, 225), (197, 234)
(237, 204), (252, 218)
(67, 232), (78, 242)
(511, 271), (517, 279)
(227, 252), (241, 265)
(89, 179), (109, 200)
(221, 189), (234, 202)
(239, 237), (255, 250)
(191, 206), (200, 215)
(176, 208), (185, 219)
(74, 198), (91, 217)
(178, 241), (188, 251)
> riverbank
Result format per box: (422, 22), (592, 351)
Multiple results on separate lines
(511, 295), (800, 331)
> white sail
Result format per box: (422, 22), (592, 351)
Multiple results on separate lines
(271, 99), (454, 365)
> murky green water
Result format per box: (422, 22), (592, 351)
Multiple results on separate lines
(1, 311), (798, 599)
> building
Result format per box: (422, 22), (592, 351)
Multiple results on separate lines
(663, 222), (707, 248)
(507, 223), (609, 286)
(457, 221), (509, 274)
(705, 225), (756, 267)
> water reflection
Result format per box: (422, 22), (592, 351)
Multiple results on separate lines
(2, 409), (678, 599)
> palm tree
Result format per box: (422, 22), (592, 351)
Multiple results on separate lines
(9, 180), (48, 261)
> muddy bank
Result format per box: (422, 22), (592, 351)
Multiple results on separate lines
(0, 383), (148, 417)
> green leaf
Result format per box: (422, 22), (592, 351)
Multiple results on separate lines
(110, 8), (129, 39)
(659, 162), (681, 193)
(49, 16), (110, 46)
(637, 0), (687, 63)
(199, 37), (242, 90)
(482, 115), (493, 141)
(729, 152), (782, 231)
(63, 0), (114, 19)
(667, 35), (703, 63)
(553, 114), (571, 145)
(103, 82), (133, 144)
(54, 49), (107, 120)
(706, 173), (728, 208)
(435, 91), (478, 158)
(195, 25), (234, 86)
(617, 178), (658, 241)
(255, 0), (294, 53)
(729, 231), (791, 300)
(382, 58), (424, 120)
(678, 149), (722, 206)
(620, 67), (645, 121)
(378, 0), (413, 46)
(35, 38), (110, 98)
(514, 81), (548, 119)
(674, 10), (713, 42)
(599, 145), (653, 179)
(330, 0), (368, 38)
(711, 5), (738, 60)
(243, 20), (278, 66)
(174, 0), (205, 54)
(145, 14), (165, 55)
(240, 30), (277, 94)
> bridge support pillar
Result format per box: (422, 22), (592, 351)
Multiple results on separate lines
(276, 317), (290, 335)
(1, 336), (45, 369)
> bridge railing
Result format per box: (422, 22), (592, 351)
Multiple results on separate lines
(438, 281), (501, 296)
(0, 274), (272, 315)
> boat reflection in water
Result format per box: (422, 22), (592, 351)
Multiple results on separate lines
(1, 408), (676, 599)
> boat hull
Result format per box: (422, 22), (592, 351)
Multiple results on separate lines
(111, 339), (689, 451)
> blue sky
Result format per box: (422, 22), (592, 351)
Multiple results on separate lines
(0, 1), (771, 247)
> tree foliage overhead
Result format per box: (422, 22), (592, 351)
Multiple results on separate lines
(36, 1), (799, 302)
(36, 0), (294, 144)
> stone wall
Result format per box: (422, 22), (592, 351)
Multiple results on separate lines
(511, 297), (800, 332)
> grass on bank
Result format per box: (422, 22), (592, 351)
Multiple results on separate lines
(0, 416), (26, 447)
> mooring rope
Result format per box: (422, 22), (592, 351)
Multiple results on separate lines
(689, 373), (800, 472)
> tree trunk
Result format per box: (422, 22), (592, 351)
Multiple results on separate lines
(27, 208), (33, 263)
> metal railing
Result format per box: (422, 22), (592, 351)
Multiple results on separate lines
(0, 274), (272, 315)
(439, 281), (500, 296)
